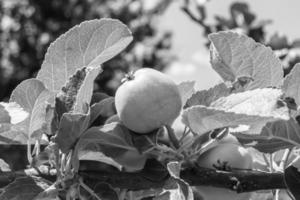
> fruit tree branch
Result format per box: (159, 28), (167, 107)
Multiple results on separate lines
(0, 166), (285, 193)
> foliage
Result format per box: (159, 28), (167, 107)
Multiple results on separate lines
(2, 1), (300, 200)
(0, 16), (300, 200)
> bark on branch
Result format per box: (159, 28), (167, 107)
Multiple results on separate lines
(0, 166), (285, 193)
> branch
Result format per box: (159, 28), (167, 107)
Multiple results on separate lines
(0, 166), (285, 193)
(181, 0), (212, 35)
(79, 167), (285, 193)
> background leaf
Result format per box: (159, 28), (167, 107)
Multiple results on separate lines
(209, 31), (283, 90)
(283, 63), (300, 106)
(37, 18), (133, 93)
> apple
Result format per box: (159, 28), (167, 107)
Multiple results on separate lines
(196, 142), (253, 200)
(115, 68), (182, 134)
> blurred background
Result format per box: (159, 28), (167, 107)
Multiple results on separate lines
(1, 0), (300, 103)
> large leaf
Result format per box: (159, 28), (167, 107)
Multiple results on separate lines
(210, 88), (289, 120)
(209, 31), (283, 90)
(283, 63), (300, 106)
(37, 18), (133, 93)
(183, 87), (287, 135)
(235, 119), (300, 153)
(9, 79), (52, 140)
(184, 83), (231, 108)
(182, 106), (278, 135)
(0, 176), (52, 200)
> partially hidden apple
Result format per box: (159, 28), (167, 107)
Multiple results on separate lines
(196, 142), (253, 200)
(115, 68), (182, 134)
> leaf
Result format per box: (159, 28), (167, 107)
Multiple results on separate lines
(0, 158), (10, 172)
(283, 63), (300, 106)
(37, 18), (133, 93)
(0, 104), (10, 123)
(33, 183), (59, 200)
(167, 162), (182, 179)
(80, 182), (118, 200)
(74, 122), (136, 171)
(209, 31), (283, 90)
(55, 110), (90, 153)
(9, 79), (52, 140)
(177, 81), (195, 106)
(0, 176), (52, 200)
(0, 102), (29, 124)
(73, 66), (102, 113)
(10, 79), (46, 112)
(78, 151), (122, 171)
(210, 88), (289, 120)
(90, 97), (116, 125)
(0, 122), (27, 144)
(54, 66), (102, 115)
(235, 119), (300, 153)
(155, 162), (193, 200)
(182, 106), (278, 135)
(184, 83), (231, 108)
(29, 90), (54, 139)
(284, 158), (300, 200)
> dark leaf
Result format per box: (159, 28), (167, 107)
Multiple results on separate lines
(0, 176), (52, 200)
(55, 111), (90, 153)
(284, 161), (300, 200)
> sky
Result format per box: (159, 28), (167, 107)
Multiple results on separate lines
(159, 0), (300, 90)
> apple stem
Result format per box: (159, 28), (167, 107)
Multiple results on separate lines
(121, 71), (135, 83)
(165, 125), (180, 149)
